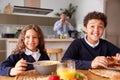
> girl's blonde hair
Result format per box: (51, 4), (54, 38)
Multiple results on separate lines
(12, 24), (46, 54)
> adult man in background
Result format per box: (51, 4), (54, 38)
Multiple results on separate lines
(53, 12), (74, 36)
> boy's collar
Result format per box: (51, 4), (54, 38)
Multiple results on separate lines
(84, 34), (99, 48)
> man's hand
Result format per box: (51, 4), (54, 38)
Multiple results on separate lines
(65, 21), (70, 26)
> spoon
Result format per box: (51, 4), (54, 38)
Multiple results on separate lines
(26, 62), (34, 65)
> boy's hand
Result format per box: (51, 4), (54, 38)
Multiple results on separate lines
(91, 56), (108, 68)
(116, 53), (120, 62)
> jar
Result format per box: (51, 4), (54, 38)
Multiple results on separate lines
(4, 3), (13, 14)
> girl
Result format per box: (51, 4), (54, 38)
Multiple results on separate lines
(0, 24), (50, 76)
(62, 11), (120, 69)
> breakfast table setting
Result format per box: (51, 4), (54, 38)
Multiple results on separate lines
(0, 59), (120, 80)
(0, 69), (117, 80)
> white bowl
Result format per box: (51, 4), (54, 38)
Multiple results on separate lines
(33, 60), (60, 75)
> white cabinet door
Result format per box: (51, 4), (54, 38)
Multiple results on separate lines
(6, 41), (17, 58)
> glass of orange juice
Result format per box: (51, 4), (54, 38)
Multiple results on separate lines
(57, 60), (76, 80)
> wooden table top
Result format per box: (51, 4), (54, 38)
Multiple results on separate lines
(80, 70), (109, 80)
(0, 70), (110, 80)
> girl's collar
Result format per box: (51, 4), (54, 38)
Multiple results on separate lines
(25, 48), (39, 55)
(25, 48), (41, 61)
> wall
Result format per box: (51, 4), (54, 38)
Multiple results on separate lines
(105, 0), (120, 47)
(0, 0), (105, 27)
(40, 0), (74, 17)
(0, 0), (74, 17)
(0, 0), (75, 36)
(0, 0), (24, 13)
(0, 0), (110, 39)
(0, 24), (17, 34)
(74, 0), (105, 30)
(0, 24), (54, 38)
(106, 0), (120, 35)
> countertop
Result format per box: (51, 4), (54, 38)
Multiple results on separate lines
(2, 38), (74, 43)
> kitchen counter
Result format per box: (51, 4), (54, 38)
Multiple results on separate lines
(6, 38), (74, 42)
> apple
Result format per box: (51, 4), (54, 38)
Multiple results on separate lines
(48, 75), (60, 80)
(71, 78), (80, 80)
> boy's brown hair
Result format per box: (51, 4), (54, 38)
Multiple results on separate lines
(84, 11), (107, 27)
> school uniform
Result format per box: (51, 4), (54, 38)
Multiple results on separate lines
(0, 49), (49, 76)
(62, 37), (120, 69)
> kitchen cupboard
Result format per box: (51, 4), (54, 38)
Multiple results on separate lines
(0, 13), (75, 26)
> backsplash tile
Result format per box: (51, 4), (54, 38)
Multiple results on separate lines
(0, 24), (55, 38)
(0, 24), (17, 34)
(40, 26), (55, 38)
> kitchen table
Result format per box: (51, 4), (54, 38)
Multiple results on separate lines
(0, 70), (110, 80)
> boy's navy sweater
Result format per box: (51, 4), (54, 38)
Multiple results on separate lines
(0, 52), (49, 76)
(62, 38), (120, 69)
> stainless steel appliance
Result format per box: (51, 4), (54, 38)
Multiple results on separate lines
(13, 6), (53, 15)
(68, 30), (82, 39)
(2, 33), (15, 38)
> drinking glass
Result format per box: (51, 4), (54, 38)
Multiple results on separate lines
(57, 60), (76, 80)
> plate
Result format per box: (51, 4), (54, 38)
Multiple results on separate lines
(104, 66), (120, 71)
(89, 69), (120, 78)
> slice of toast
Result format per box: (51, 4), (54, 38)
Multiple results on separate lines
(107, 56), (118, 66)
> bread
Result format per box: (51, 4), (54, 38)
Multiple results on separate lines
(107, 56), (118, 66)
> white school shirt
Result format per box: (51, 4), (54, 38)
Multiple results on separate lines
(25, 48), (41, 61)
(84, 35), (99, 48)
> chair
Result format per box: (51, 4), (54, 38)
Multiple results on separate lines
(46, 48), (63, 61)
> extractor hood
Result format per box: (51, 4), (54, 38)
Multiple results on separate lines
(13, 6), (53, 15)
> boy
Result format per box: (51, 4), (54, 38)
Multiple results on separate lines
(62, 11), (120, 69)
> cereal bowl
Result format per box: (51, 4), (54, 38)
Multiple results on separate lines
(33, 60), (60, 75)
